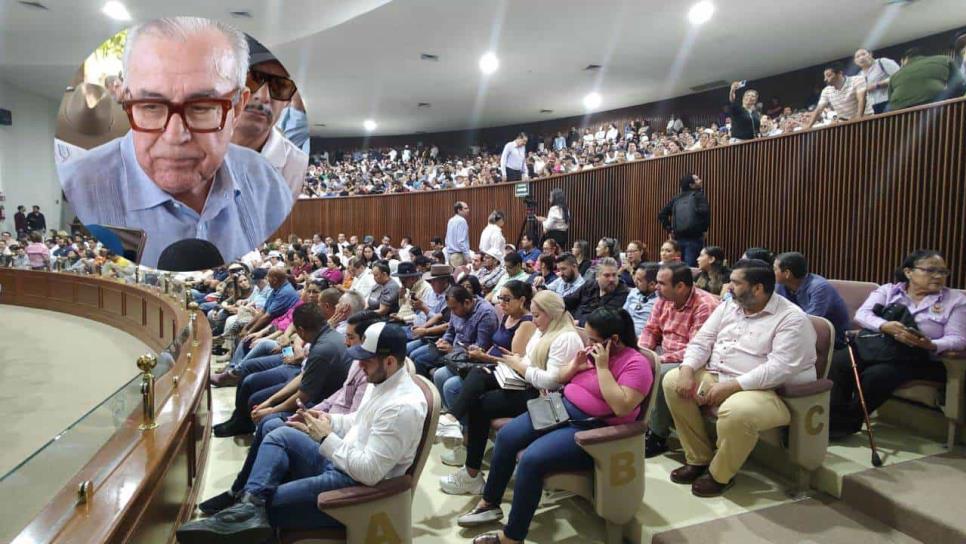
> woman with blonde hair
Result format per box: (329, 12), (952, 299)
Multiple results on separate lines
(438, 290), (583, 495)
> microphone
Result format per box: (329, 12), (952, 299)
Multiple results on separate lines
(157, 238), (225, 272)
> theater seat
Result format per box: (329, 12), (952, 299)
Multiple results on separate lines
(827, 279), (879, 329)
(702, 316), (834, 493)
(278, 374), (441, 544)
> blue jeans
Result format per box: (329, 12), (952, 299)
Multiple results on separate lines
(245, 426), (358, 530)
(235, 354), (285, 379)
(232, 413), (291, 494)
(432, 366), (463, 411)
(676, 236), (704, 267)
(410, 343), (441, 378)
(230, 339), (279, 372)
(232, 364), (301, 423)
(482, 396), (600, 541)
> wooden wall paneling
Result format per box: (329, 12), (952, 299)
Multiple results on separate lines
(102, 286), (123, 318)
(49, 276), (74, 303)
(279, 98), (966, 287)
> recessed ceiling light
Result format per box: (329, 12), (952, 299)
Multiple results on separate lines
(540, 109), (554, 114)
(420, 53), (439, 62)
(17, 1), (49, 10)
(583, 92), (602, 110)
(584, 64), (602, 71)
(102, 1), (131, 21)
(479, 52), (499, 75)
(229, 10), (253, 18)
(417, 102), (431, 108)
(363, 119), (377, 132)
(688, 1), (714, 25)
(312, 123), (327, 127)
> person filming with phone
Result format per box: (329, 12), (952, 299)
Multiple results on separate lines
(828, 250), (965, 438)
(727, 80), (761, 142)
(661, 259), (817, 498)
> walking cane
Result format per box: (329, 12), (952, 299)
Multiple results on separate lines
(846, 336), (883, 467)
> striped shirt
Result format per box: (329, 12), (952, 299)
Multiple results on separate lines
(817, 75), (868, 120)
(639, 287), (719, 363)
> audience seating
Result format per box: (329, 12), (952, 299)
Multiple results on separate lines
(488, 348), (660, 544)
(702, 316), (834, 493)
(278, 375), (441, 544)
(830, 281), (966, 449)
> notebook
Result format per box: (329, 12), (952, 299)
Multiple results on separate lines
(495, 362), (528, 390)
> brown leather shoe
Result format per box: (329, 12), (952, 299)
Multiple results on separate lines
(670, 464), (708, 484)
(691, 473), (735, 497)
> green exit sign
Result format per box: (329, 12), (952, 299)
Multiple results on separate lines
(514, 182), (529, 197)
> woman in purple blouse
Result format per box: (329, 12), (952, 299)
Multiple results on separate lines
(829, 249), (965, 437)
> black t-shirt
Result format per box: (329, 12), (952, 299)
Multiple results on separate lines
(299, 326), (350, 404)
(729, 96), (760, 141)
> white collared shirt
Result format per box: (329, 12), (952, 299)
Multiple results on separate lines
(682, 295), (817, 390)
(261, 126), (310, 198)
(321, 366), (427, 486)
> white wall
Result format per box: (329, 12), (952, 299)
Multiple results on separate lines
(0, 81), (61, 234)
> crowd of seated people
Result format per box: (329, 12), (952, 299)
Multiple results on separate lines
(7, 205), (963, 542)
(300, 41), (966, 199)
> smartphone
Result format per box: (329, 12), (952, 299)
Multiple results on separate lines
(282, 346), (295, 358)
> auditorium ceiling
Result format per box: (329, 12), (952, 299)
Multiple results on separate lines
(1, 0), (965, 137)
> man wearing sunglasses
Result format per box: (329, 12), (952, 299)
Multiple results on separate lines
(232, 38), (308, 197)
(59, 17), (292, 269)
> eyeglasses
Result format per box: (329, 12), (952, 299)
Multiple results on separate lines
(914, 266), (951, 277)
(121, 89), (241, 133)
(246, 70), (298, 101)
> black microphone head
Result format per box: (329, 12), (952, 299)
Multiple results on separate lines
(157, 238), (225, 272)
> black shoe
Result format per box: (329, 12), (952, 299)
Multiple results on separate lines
(213, 418), (255, 438)
(211, 346), (228, 356)
(645, 431), (669, 458)
(176, 499), (272, 544)
(198, 491), (238, 516)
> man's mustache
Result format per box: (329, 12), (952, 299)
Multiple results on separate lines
(244, 102), (273, 119)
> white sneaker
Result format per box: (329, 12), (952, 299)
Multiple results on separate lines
(439, 467), (484, 495)
(435, 420), (464, 445)
(457, 503), (504, 527)
(441, 445), (467, 467)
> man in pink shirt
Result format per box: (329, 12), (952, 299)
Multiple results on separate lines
(24, 232), (50, 271)
(639, 262), (719, 457)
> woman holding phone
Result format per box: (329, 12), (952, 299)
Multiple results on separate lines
(457, 307), (653, 543)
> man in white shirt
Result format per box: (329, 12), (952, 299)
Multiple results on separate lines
(231, 39), (309, 198)
(177, 322), (426, 539)
(662, 259), (817, 497)
(444, 201), (471, 266)
(500, 133), (528, 182)
(348, 257), (376, 297)
(804, 63), (869, 129)
(854, 48), (901, 114)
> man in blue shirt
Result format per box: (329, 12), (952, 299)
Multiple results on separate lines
(774, 252), (850, 349)
(516, 234), (542, 269)
(623, 262), (659, 337)
(58, 17), (293, 269)
(445, 201), (471, 266)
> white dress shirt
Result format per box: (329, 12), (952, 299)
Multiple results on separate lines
(321, 366), (427, 486)
(261, 126), (310, 198)
(500, 141), (527, 176)
(479, 223), (506, 257)
(541, 205), (568, 232)
(350, 268), (376, 299)
(682, 295), (817, 391)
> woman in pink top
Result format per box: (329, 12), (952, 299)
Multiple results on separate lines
(24, 232), (50, 271)
(459, 307), (653, 543)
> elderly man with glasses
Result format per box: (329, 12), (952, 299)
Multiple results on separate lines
(59, 17), (292, 269)
(231, 37), (308, 197)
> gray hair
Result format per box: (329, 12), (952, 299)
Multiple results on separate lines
(340, 291), (365, 314)
(597, 257), (620, 272)
(122, 16), (249, 91)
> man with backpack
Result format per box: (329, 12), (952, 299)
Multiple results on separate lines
(658, 173), (710, 266)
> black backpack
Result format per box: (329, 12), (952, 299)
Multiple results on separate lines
(672, 193), (700, 235)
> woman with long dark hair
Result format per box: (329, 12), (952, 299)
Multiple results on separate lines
(571, 239), (592, 277)
(694, 245), (731, 296)
(537, 188), (570, 248)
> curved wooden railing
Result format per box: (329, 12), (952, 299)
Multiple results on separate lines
(0, 269), (212, 543)
(275, 97), (966, 288)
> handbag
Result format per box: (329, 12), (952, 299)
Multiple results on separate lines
(527, 391), (570, 431)
(852, 302), (929, 364)
(443, 350), (478, 378)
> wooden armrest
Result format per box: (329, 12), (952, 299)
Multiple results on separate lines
(777, 378), (833, 398)
(316, 475), (412, 510)
(574, 420), (647, 446)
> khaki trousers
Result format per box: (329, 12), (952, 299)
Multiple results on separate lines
(663, 367), (790, 483)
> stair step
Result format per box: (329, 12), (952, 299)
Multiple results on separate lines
(652, 496), (921, 544)
(840, 451), (966, 544)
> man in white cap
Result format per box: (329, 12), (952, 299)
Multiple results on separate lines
(177, 321), (426, 541)
(231, 36), (309, 197)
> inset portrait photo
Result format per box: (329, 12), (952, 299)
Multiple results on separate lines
(56, 16), (309, 271)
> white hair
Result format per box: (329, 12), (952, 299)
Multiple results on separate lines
(341, 291), (365, 314)
(122, 16), (249, 90)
